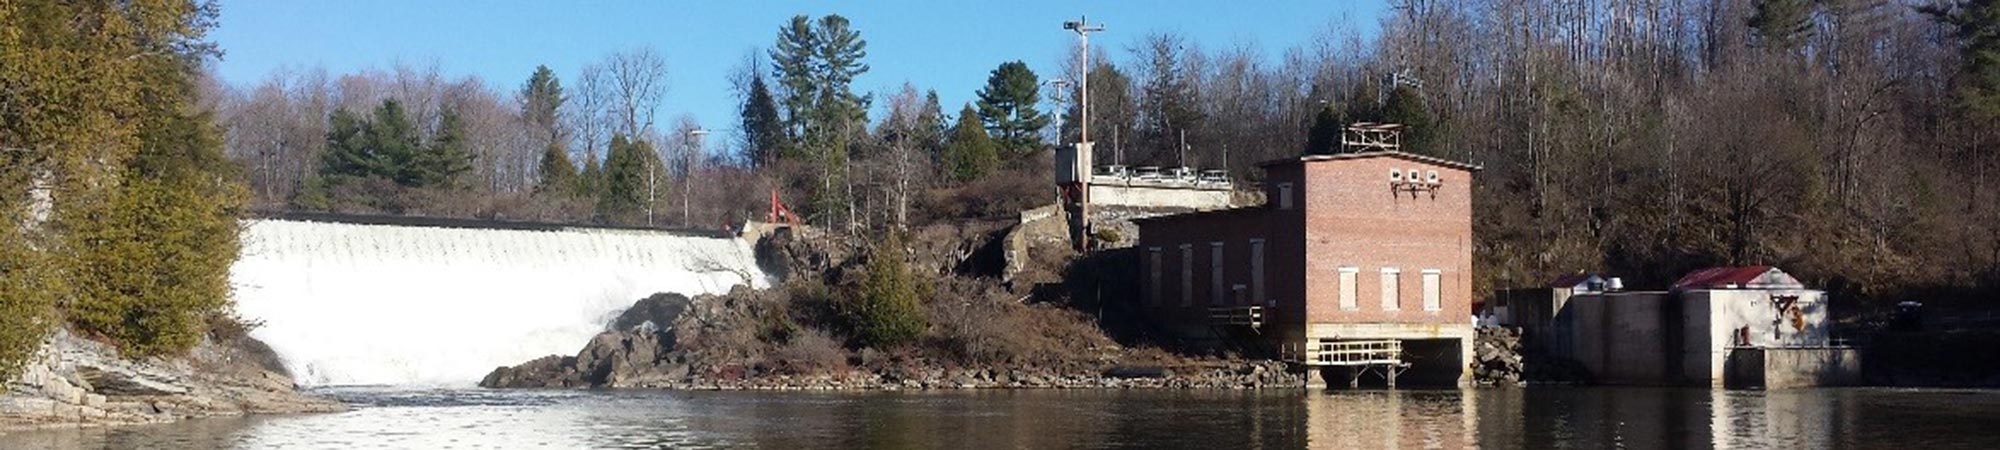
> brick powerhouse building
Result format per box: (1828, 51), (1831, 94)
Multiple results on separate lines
(1134, 151), (1479, 386)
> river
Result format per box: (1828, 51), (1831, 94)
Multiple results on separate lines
(3, 387), (1997, 449)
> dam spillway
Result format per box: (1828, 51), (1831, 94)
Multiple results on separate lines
(228, 217), (768, 387)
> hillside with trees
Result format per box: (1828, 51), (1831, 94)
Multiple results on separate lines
(2, 0), (248, 380)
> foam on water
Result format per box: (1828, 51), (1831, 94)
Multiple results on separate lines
(229, 219), (768, 387)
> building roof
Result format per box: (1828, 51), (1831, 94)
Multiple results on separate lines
(1257, 150), (1484, 172)
(1670, 266), (1804, 290)
(1129, 204), (1268, 226)
(1550, 273), (1603, 289)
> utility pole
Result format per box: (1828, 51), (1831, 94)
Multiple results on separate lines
(647, 148), (658, 227)
(683, 128), (708, 227)
(1062, 16), (1105, 253)
(1064, 17), (1104, 144)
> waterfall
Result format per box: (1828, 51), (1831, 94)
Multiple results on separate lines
(229, 218), (768, 387)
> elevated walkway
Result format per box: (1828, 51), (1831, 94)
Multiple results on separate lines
(1300, 339), (1411, 388)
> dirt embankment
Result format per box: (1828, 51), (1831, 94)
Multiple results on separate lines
(483, 221), (1301, 391)
(1, 327), (342, 432)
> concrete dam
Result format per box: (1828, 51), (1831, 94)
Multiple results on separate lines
(228, 215), (770, 387)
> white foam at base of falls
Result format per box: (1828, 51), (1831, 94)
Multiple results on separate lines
(229, 219), (767, 387)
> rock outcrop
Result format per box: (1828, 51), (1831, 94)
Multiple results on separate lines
(480, 293), (693, 388)
(1, 328), (342, 431)
(483, 224), (1310, 391)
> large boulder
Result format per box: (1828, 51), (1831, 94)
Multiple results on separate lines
(481, 293), (693, 389)
(611, 293), (691, 334)
(478, 355), (580, 388)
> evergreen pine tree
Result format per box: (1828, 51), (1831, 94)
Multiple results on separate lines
(578, 150), (604, 198)
(741, 72), (786, 167)
(812, 14), (871, 128)
(521, 65), (565, 144)
(771, 15), (819, 142)
(1378, 86), (1437, 156)
(1304, 103), (1347, 155)
(596, 135), (654, 224)
(975, 61), (1051, 158)
(943, 105), (999, 182)
(413, 107), (475, 189)
(71, 105), (245, 355)
(853, 232), (925, 348)
(1749, 0), (1818, 51)
(920, 90), (948, 163)
(534, 142), (578, 196)
(768, 14), (871, 228)
(1925, 0), (2000, 120)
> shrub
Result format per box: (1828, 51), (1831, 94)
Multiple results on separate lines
(770, 327), (848, 375)
(913, 167), (1045, 223)
(67, 173), (243, 356)
(66, 104), (246, 357)
(850, 233), (927, 348)
(0, 229), (58, 386)
(931, 297), (1028, 365)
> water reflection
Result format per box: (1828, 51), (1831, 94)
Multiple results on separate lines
(3, 387), (1998, 449)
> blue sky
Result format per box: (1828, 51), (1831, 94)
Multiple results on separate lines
(210, 1), (1389, 135)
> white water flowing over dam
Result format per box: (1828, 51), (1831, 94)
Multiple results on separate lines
(229, 217), (769, 387)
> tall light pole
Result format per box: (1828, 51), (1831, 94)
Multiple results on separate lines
(1063, 17), (1104, 144)
(683, 128), (708, 227)
(1062, 16), (1104, 252)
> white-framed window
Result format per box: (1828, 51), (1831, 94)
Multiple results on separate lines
(1422, 269), (1443, 311)
(1276, 182), (1294, 210)
(1249, 239), (1266, 306)
(1209, 242), (1225, 305)
(1146, 247), (1162, 307)
(1381, 267), (1402, 311)
(1338, 266), (1359, 310)
(1179, 244), (1194, 307)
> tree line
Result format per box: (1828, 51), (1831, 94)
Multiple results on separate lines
(204, 1), (2000, 308)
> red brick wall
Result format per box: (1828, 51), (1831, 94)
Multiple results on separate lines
(1133, 208), (1294, 330)
(1298, 156), (1473, 325)
(1132, 154), (1474, 337)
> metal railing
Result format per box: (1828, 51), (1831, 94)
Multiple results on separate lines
(1302, 339), (1404, 367)
(1207, 306), (1264, 328)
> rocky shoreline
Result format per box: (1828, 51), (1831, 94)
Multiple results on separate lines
(479, 291), (1306, 392)
(0, 328), (341, 433)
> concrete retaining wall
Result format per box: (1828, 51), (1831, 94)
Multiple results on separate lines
(1725, 348), (1862, 389)
(1089, 184), (1232, 210)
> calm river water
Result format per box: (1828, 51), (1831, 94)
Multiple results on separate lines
(3, 387), (1997, 449)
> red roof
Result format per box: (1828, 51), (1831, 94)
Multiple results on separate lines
(1671, 266), (1784, 290)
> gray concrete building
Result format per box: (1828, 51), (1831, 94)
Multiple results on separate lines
(1544, 266), (1859, 388)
